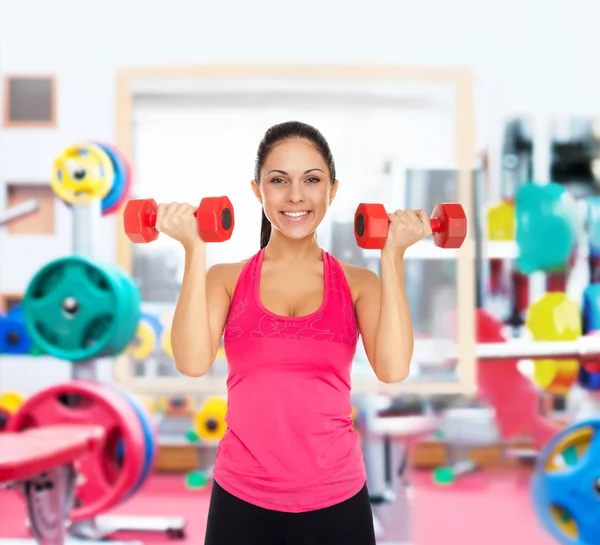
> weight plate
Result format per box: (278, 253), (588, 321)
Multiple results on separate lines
(193, 397), (228, 444)
(531, 419), (600, 544)
(6, 381), (146, 522)
(128, 319), (157, 360)
(96, 264), (141, 355)
(93, 142), (127, 216)
(102, 145), (132, 216)
(112, 387), (157, 499)
(0, 391), (25, 414)
(161, 325), (173, 358)
(22, 257), (132, 361)
(51, 143), (115, 205)
(0, 307), (33, 355)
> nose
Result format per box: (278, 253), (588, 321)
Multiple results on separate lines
(287, 181), (304, 204)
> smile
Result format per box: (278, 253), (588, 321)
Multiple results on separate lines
(281, 211), (311, 221)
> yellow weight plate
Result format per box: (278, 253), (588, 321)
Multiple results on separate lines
(161, 326), (173, 358)
(0, 391), (25, 414)
(128, 320), (156, 360)
(533, 359), (579, 395)
(486, 199), (516, 241)
(194, 396), (228, 444)
(51, 143), (114, 204)
(526, 293), (581, 341)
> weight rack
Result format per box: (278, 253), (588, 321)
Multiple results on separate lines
(0, 198), (185, 545)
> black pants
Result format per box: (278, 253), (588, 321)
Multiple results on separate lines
(204, 480), (377, 545)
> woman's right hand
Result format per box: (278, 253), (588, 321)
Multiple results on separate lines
(155, 202), (204, 250)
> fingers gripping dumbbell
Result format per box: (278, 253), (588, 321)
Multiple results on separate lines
(354, 202), (467, 249)
(123, 196), (235, 243)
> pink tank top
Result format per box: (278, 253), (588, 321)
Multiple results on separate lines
(212, 248), (366, 512)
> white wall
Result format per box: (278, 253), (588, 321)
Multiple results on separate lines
(1, 0), (599, 394)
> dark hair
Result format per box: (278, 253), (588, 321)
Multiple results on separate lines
(254, 121), (336, 249)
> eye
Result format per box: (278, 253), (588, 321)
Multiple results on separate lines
(306, 177), (321, 184)
(270, 177), (285, 184)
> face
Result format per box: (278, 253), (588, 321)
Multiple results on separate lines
(252, 138), (338, 241)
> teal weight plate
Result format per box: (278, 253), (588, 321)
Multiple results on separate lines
(22, 257), (127, 361)
(100, 264), (141, 354)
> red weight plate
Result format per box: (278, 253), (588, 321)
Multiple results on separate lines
(103, 145), (132, 216)
(7, 380), (145, 521)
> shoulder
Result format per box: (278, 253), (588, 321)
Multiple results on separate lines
(338, 261), (380, 303)
(207, 257), (252, 297)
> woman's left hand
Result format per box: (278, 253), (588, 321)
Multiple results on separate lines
(383, 209), (432, 254)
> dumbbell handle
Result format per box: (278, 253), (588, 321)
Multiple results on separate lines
(145, 209), (198, 228)
(389, 212), (443, 232)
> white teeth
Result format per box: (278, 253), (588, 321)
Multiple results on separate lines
(283, 211), (309, 217)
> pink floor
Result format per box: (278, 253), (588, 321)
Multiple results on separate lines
(0, 469), (555, 545)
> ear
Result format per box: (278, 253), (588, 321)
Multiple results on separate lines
(250, 179), (263, 204)
(329, 179), (339, 205)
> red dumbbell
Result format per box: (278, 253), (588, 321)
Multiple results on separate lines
(354, 202), (467, 249)
(123, 197), (235, 244)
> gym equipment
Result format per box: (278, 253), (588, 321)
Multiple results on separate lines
(525, 293), (581, 395)
(0, 306), (35, 355)
(354, 202), (467, 250)
(0, 391), (25, 432)
(21, 256), (140, 361)
(515, 182), (578, 274)
(583, 284), (600, 333)
(123, 196), (235, 244)
(6, 381), (147, 522)
(192, 397), (228, 444)
(0, 198), (39, 227)
(474, 308), (560, 449)
(587, 196), (600, 259)
(161, 324), (173, 358)
(0, 424), (105, 545)
(128, 316), (158, 360)
(531, 418), (600, 544)
(111, 387), (158, 499)
(93, 142), (132, 216)
(486, 199), (515, 241)
(51, 143), (115, 205)
(160, 395), (195, 416)
(0, 391), (25, 413)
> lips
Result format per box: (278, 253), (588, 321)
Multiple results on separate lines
(281, 211), (310, 218)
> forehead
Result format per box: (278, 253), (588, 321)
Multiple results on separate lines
(264, 139), (327, 167)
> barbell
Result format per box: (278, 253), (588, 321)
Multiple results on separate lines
(475, 337), (600, 362)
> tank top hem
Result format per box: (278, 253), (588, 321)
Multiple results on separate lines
(212, 473), (367, 513)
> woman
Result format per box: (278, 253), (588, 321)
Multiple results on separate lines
(158, 121), (432, 545)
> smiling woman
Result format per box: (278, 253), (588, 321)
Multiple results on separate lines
(251, 121), (338, 249)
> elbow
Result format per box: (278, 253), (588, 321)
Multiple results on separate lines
(174, 356), (212, 378)
(375, 361), (410, 384)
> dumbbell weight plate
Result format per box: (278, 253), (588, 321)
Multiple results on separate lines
(21, 257), (134, 361)
(110, 386), (158, 500)
(194, 397), (228, 444)
(531, 419), (600, 544)
(51, 143), (115, 205)
(0, 307), (33, 355)
(7, 380), (146, 522)
(92, 142), (130, 216)
(96, 264), (141, 356)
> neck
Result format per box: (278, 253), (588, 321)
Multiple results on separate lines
(263, 230), (322, 261)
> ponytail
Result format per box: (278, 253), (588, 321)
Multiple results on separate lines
(260, 209), (272, 249)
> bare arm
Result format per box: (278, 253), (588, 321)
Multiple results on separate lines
(170, 246), (231, 377)
(355, 249), (414, 383)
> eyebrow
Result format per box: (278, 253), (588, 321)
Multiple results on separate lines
(266, 168), (325, 175)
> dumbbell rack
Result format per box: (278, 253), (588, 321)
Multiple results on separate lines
(67, 200), (185, 543)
